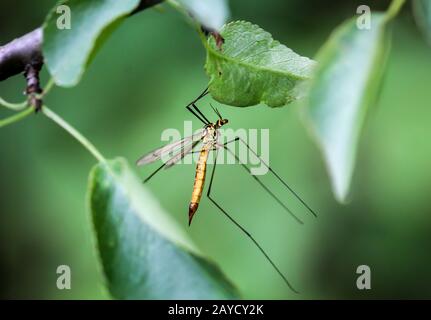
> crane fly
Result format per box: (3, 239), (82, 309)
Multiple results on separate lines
(136, 88), (317, 294)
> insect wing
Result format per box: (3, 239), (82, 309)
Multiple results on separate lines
(136, 130), (204, 166)
(165, 140), (201, 168)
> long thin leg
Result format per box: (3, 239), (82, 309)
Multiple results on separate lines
(206, 149), (299, 294)
(222, 146), (303, 225)
(146, 87), (211, 180)
(192, 103), (211, 123)
(143, 141), (201, 183)
(143, 162), (167, 183)
(185, 87), (211, 124)
(186, 87), (209, 108)
(186, 106), (208, 125)
(225, 137), (317, 218)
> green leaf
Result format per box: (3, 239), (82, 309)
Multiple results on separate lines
(43, 0), (141, 87)
(88, 158), (238, 299)
(413, 0), (431, 45)
(205, 21), (316, 108)
(176, 0), (230, 31)
(303, 1), (404, 202)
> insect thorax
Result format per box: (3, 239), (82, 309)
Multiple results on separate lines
(202, 125), (219, 148)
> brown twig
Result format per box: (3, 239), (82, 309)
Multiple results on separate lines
(201, 26), (224, 50)
(24, 62), (43, 112)
(0, 0), (163, 82)
(0, 28), (43, 81)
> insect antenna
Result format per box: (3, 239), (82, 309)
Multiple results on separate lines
(210, 103), (223, 119)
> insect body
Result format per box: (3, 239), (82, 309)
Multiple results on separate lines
(189, 121), (227, 225)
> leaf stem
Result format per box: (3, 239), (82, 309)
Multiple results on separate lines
(0, 107), (33, 128)
(42, 78), (55, 97)
(42, 106), (106, 163)
(0, 78), (55, 112)
(386, 0), (406, 20)
(0, 97), (28, 111)
(197, 26), (210, 49)
(166, 0), (207, 46)
(166, 0), (181, 11)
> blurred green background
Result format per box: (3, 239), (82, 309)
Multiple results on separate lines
(1, 0), (431, 299)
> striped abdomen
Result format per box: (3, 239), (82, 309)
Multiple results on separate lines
(188, 148), (210, 225)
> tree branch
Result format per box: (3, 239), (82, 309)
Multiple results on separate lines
(0, 28), (43, 81)
(0, 0), (163, 82)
